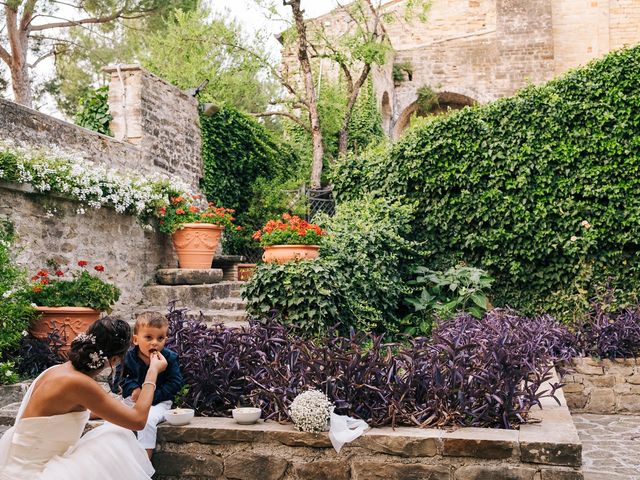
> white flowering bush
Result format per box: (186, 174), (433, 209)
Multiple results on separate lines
(0, 140), (194, 227)
(289, 389), (334, 433)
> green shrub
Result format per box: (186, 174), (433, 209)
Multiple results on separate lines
(0, 221), (37, 364)
(75, 86), (113, 136)
(331, 45), (640, 321)
(243, 197), (423, 336)
(401, 265), (494, 336)
(243, 260), (346, 337)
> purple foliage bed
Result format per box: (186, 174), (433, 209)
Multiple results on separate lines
(167, 306), (576, 429)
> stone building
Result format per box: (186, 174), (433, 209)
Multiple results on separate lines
(291, 0), (640, 138)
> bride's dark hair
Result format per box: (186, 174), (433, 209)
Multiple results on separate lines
(68, 316), (131, 374)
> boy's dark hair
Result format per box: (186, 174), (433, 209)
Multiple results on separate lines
(134, 311), (169, 334)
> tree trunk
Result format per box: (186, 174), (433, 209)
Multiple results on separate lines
(287, 0), (324, 189)
(11, 60), (32, 107)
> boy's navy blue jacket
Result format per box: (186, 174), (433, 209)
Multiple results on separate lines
(114, 346), (183, 405)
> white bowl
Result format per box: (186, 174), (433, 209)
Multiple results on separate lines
(232, 407), (262, 425)
(164, 408), (194, 426)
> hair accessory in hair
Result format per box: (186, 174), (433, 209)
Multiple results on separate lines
(73, 333), (96, 345)
(88, 350), (107, 370)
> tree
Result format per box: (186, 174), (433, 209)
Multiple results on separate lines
(0, 0), (177, 108)
(254, 0), (428, 188)
(44, 0), (197, 116)
(140, 8), (276, 113)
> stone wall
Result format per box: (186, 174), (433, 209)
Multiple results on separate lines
(563, 357), (640, 415)
(0, 99), (139, 173)
(153, 402), (583, 480)
(104, 65), (202, 189)
(293, 0), (640, 138)
(0, 182), (177, 318)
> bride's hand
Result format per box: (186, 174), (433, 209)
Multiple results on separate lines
(149, 351), (168, 373)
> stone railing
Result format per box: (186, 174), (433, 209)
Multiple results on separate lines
(563, 357), (640, 414)
(153, 394), (582, 479)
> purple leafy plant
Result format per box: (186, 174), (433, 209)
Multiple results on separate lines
(166, 303), (577, 429)
(574, 302), (640, 359)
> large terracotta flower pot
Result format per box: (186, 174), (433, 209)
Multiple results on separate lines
(172, 223), (224, 269)
(262, 245), (320, 264)
(30, 306), (101, 356)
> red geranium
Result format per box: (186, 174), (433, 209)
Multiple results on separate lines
(94, 265), (105, 272)
(253, 214), (326, 247)
(78, 260), (88, 267)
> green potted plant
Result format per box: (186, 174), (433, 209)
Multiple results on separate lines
(252, 214), (326, 263)
(156, 194), (236, 269)
(25, 260), (121, 353)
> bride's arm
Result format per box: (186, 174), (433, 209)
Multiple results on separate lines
(77, 353), (167, 430)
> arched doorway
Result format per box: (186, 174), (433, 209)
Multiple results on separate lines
(392, 91), (477, 139)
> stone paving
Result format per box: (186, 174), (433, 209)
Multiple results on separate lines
(573, 413), (640, 480)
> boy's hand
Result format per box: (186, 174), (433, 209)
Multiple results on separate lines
(131, 388), (141, 402)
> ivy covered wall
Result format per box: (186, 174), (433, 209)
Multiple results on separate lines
(331, 46), (640, 321)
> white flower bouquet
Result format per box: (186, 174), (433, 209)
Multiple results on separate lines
(289, 389), (334, 433)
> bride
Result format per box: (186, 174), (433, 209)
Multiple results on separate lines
(0, 316), (167, 479)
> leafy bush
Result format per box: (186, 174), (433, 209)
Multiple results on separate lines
(331, 45), (640, 321)
(75, 86), (113, 136)
(243, 197), (422, 336)
(167, 306), (575, 429)
(573, 299), (640, 359)
(402, 265), (494, 336)
(24, 261), (120, 312)
(243, 260), (346, 337)
(0, 220), (37, 360)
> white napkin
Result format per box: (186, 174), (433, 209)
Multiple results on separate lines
(328, 412), (369, 453)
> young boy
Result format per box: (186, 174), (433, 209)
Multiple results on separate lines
(116, 311), (183, 458)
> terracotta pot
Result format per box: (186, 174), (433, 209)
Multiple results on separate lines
(172, 223), (224, 269)
(237, 263), (257, 281)
(30, 306), (101, 356)
(262, 245), (320, 264)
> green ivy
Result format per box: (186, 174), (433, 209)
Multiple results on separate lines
(0, 220), (37, 366)
(200, 107), (303, 255)
(75, 86), (113, 136)
(331, 45), (640, 321)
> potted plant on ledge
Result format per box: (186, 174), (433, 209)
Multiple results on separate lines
(253, 214), (326, 264)
(157, 195), (236, 269)
(24, 260), (121, 353)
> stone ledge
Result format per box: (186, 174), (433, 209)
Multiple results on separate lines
(156, 268), (223, 285)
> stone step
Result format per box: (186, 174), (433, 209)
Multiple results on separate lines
(141, 281), (244, 309)
(209, 297), (247, 310)
(138, 306), (248, 327)
(156, 268), (223, 286)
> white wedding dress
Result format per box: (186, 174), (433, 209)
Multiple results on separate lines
(0, 367), (154, 479)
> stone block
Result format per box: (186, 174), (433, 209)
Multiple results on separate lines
(540, 468), (584, 479)
(270, 430), (333, 448)
(564, 393), (588, 411)
(351, 462), (450, 480)
(443, 428), (518, 459)
(156, 268), (223, 285)
(585, 388), (615, 414)
(293, 460), (350, 480)
(560, 382), (584, 394)
(224, 454), (288, 480)
(454, 465), (538, 480)
(572, 358), (604, 375)
(355, 428), (442, 457)
(626, 374), (640, 385)
(616, 394), (640, 413)
(584, 375), (615, 388)
(152, 451), (223, 477)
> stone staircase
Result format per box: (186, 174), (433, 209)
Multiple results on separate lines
(137, 267), (248, 329)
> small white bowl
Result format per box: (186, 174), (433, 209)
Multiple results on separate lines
(232, 407), (262, 425)
(164, 408), (194, 426)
